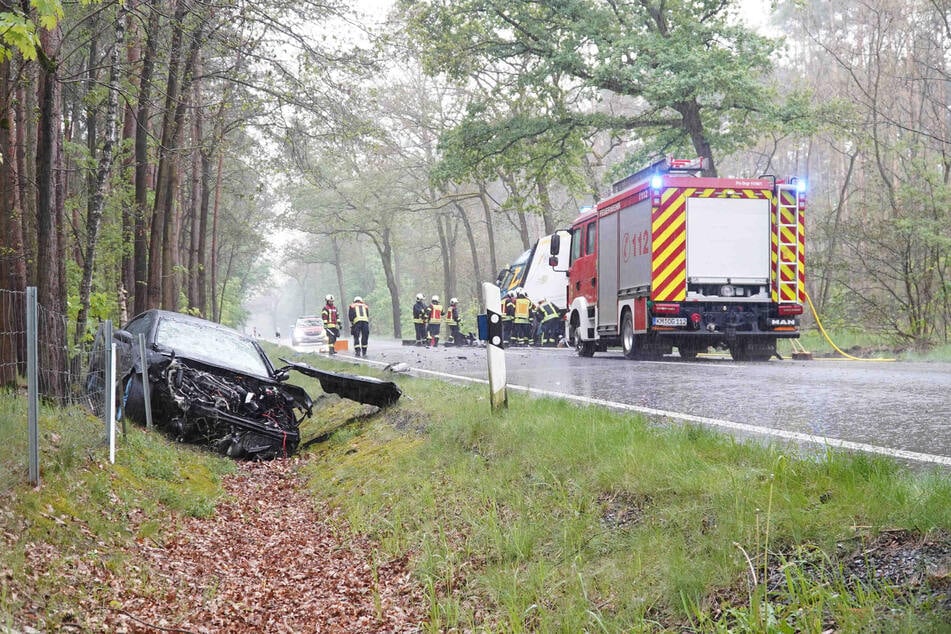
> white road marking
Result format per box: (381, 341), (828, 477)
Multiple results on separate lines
(369, 360), (951, 468)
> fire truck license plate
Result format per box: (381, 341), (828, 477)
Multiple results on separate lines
(653, 317), (687, 327)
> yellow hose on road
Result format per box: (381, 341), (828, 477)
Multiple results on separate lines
(804, 291), (895, 361)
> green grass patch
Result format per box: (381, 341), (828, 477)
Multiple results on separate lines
(2, 350), (949, 631)
(302, 372), (951, 632)
(0, 390), (234, 630)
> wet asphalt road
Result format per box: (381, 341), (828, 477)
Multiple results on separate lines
(323, 338), (951, 467)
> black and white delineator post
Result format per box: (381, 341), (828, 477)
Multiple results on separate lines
(482, 282), (507, 411)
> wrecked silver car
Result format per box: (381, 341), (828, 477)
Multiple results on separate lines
(86, 310), (401, 461)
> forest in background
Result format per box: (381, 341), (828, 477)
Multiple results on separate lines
(1, 0), (949, 396)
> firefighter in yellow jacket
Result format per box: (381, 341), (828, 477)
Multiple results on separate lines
(348, 296), (370, 357)
(446, 297), (462, 346)
(321, 294), (341, 354)
(513, 288), (536, 346)
(424, 295), (443, 347)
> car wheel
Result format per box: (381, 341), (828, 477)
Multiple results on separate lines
(122, 373), (147, 424)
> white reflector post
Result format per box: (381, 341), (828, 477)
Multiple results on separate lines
(482, 282), (507, 411)
(108, 342), (117, 464)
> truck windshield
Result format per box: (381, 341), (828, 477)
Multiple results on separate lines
(498, 248), (531, 291)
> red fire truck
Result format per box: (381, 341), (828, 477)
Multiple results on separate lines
(550, 157), (805, 361)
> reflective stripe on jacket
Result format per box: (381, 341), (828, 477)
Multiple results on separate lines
(322, 305), (340, 327)
(446, 305), (459, 326)
(349, 302), (369, 323)
(539, 302), (558, 322)
(412, 301), (427, 323)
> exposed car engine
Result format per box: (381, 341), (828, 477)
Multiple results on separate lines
(131, 356), (306, 461)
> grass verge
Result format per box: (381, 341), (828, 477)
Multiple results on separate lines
(0, 388), (235, 630)
(2, 349), (949, 632)
(301, 368), (951, 632)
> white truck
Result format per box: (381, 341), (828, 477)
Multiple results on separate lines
(495, 230), (571, 310)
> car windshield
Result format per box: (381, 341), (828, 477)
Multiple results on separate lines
(155, 318), (271, 377)
(298, 318), (321, 328)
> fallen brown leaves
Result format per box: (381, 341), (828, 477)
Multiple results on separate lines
(104, 459), (425, 633)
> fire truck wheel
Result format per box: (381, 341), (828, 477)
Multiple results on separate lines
(573, 326), (595, 358)
(621, 312), (637, 360)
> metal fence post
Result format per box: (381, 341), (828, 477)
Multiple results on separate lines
(137, 333), (153, 430)
(26, 287), (39, 487)
(102, 320), (113, 437)
(109, 342), (117, 464)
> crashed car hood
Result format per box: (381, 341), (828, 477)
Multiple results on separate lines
(281, 359), (402, 408)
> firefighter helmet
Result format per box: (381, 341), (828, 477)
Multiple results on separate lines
(450, 297), (457, 305)
(416, 293), (424, 301)
(432, 295), (439, 303)
(325, 294), (334, 302)
(353, 296), (362, 303)
(516, 287), (526, 297)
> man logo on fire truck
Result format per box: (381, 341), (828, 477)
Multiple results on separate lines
(549, 156), (805, 362)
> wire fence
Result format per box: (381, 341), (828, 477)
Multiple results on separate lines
(0, 288), (108, 490)
(0, 288), (104, 407)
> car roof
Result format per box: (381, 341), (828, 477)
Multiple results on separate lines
(125, 309), (248, 336)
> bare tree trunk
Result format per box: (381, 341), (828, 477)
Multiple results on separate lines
(516, 211), (530, 251)
(536, 177), (555, 235)
(134, 0), (159, 314)
(675, 99), (717, 177)
(197, 147), (211, 316)
(121, 0), (140, 319)
(160, 8), (204, 310)
(0, 58), (24, 385)
(453, 200), (482, 300)
(188, 69), (203, 311)
(436, 214), (452, 303)
(18, 68), (36, 285)
(331, 236), (347, 332)
(75, 3), (127, 346)
(148, 0), (188, 309)
(817, 150), (857, 312)
(369, 228), (402, 339)
(36, 27), (67, 400)
(210, 152), (223, 321)
(478, 182), (498, 278)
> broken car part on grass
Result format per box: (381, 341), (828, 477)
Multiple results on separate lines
(86, 310), (401, 461)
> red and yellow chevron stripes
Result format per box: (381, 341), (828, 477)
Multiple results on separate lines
(651, 187), (690, 301)
(798, 205), (806, 302)
(651, 186), (768, 301)
(770, 188), (805, 303)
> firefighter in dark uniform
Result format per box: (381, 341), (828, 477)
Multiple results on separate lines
(321, 294), (341, 354)
(446, 297), (462, 346)
(425, 295), (443, 347)
(536, 298), (560, 346)
(501, 289), (515, 346)
(412, 293), (428, 345)
(348, 296), (370, 357)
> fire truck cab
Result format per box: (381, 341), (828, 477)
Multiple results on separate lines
(550, 157), (806, 361)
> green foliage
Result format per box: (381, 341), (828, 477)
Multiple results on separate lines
(0, 0), (65, 61)
(403, 0), (791, 176)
